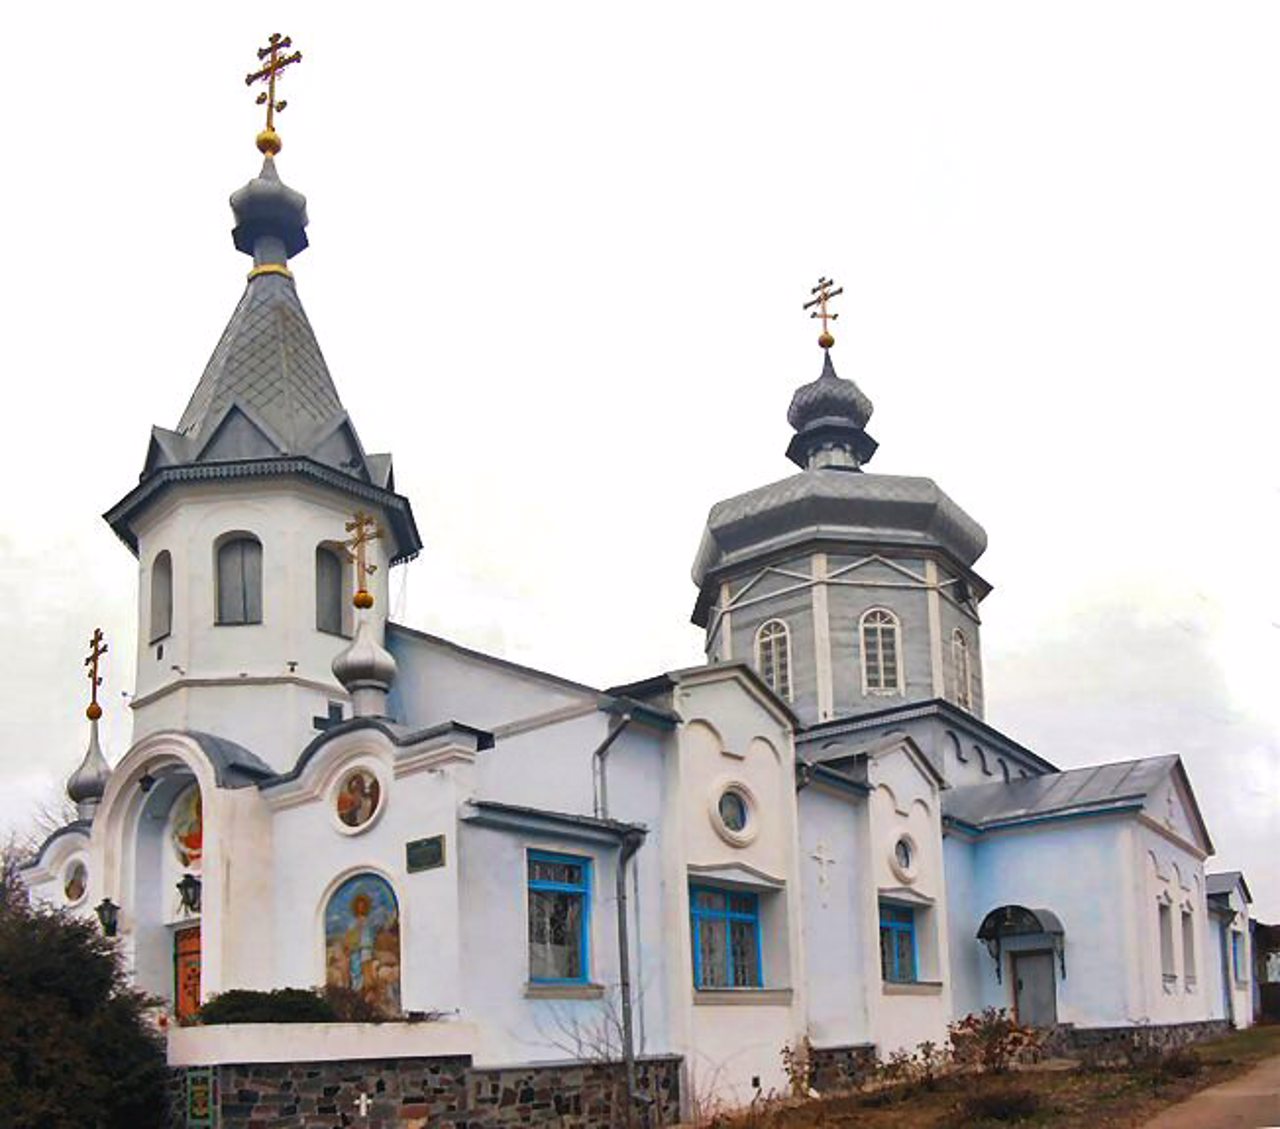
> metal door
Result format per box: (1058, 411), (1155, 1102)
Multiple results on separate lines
(1012, 950), (1057, 1027)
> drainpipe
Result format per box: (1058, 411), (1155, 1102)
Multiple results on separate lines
(616, 826), (645, 1129)
(592, 710), (633, 820)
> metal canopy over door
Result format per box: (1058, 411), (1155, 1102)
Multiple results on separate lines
(174, 926), (202, 1022)
(1012, 950), (1057, 1027)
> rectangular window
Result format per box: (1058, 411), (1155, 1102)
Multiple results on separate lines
(527, 851), (590, 983)
(1231, 931), (1246, 983)
(879, 903), (917, 983)
(690, 887), (761, 989)
(1181, 911), (1196, 987)
(1159, 902), (1176, 985)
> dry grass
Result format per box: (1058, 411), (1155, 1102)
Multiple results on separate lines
(701, 1024), (1280, 1129)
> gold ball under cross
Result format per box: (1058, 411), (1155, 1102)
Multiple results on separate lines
(354, 589), (374, 610)
(86, 702), (102, 721)
(819, 331), (835, 349)
(256, 128), (282, 157)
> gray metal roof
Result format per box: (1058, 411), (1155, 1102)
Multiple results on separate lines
(943, 754), (1181, 830)
(182, 731), (277, 788)
(1206, 871), (1252, 903)
(788, 351), (874, 432)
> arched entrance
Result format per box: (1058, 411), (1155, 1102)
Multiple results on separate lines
(977, 905), (1066, 1027)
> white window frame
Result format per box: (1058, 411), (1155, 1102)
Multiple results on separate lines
(754, 619), (793, 702)
(952, 628), (972, 711)
(859, 608), (903, 696)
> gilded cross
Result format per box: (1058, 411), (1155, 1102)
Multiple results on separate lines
(84, 627), (108, 721)
(245, 33), (302, 155)
(344, 512), (382, 610)
(802, 276), (843, 348)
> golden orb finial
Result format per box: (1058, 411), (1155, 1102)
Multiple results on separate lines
(246, 34), (302, 156)
(354, 589), (375, 610)
(86, 701), (103, 721)
(344, 513), (383, 611)
(803, 277), (843, 350)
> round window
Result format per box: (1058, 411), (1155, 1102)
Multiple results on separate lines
(718, 790), (749, 833)
(336, 767), (382, 829)
(63, 859), (87, 905)
(894, 838), (912, 871)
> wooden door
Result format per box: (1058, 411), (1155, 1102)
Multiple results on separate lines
(1012, 950), (1057, 1027)
(174, 926), (202, 1022)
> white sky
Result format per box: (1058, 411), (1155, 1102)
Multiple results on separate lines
(0, 4), (1276, 917)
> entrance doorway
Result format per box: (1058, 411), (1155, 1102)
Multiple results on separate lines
(1012, 950), (1057, 1027)
(174, 926), (202, 1022)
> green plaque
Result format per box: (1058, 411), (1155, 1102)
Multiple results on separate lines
(186, 1066), (215, 1127)
(406, 834), (446, 873)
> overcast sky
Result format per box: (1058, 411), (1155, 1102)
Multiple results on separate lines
(0, 4), (1275, 917)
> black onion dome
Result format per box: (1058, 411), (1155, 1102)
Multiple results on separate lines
(787, 350), (874, 432)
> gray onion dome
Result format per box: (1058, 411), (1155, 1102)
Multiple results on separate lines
(67, 719), (111, 820)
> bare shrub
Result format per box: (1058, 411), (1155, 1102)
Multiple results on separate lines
(948, 1008), (1043, 1074)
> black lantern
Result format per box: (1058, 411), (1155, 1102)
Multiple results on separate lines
(176, 873), (202, 914)
(95, 897), (120, 937)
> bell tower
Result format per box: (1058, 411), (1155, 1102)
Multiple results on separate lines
(104, 45), (420, 771)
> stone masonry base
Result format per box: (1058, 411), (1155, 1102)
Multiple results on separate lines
(1042, 1019), (1232, 1060)
(169, 1053), (681, 1129)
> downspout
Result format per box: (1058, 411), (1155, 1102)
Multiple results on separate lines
(1219, 916), (1235, 1027)
(616, 826), (645, 1128)
(593, 710), (633, 820)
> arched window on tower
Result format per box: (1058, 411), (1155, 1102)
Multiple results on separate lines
(860, 608), (902, 695)
(755, 619), (792, 701)
(952, 629), (972, 711)
(150, 550), (173, 642)
(215, 534), (263, 625)
(316, 543), (350, 636)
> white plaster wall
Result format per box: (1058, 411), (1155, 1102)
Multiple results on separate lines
(942, 834), (983, 1018)
(796, 785), (872, 1048)
(130, 479), (394, 772)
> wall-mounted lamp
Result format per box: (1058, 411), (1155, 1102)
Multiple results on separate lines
(95, 898), (120, 937)
(176, 873), (202, 915)
(138, 772), (156, 794)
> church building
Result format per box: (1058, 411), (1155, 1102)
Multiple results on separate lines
(21, 46), (1256, 1122)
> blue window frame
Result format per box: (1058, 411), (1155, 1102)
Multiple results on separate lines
(879, 903), (918, 983)
(690, 886), (762, 989)
(527, 851), (591, 983)
(1231, 931), (1245, 983)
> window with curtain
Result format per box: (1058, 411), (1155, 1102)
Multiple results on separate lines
(952, 629), (972, 710)
(528, 852), (591, 983)
(316, 544), (346, 635)
(216, 535), (263, 625)
(755, 619), (792, 701)
(1158, 902), (1177, 985)
(860, 609), (901, 694)
(690, 886), (761, 989)
(150, 550), (173, 642)
(879, 903), (917, 982)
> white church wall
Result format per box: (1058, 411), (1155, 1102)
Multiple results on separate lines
(968, 819), (1137, 1028)
(130, 479), (390, 772)
(942, 833), (983, 1019)
(863, 744), (951, 1053)
(796, 784), (873, 1048)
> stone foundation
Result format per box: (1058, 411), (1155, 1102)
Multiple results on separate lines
(168, 1053), (681, 1128)
(809, 1042), (878, 1092)
(1042, 1019), (1231, 1060)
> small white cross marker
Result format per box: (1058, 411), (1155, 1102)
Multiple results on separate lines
(356, 1092), (371, 1117)
(811, 840), (836, 906)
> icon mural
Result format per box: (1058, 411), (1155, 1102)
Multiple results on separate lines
(324, 873), (401, 1016)
(335, 767), (381, 829)
(63, 860), (87, 904)
(171, 786), (203, 869)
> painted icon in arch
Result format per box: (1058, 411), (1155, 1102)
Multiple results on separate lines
(336, 767), (381, 829)
(63, 859), (87, 904)
(171, 786), (203, 869)
(324, 872), (401, 1017)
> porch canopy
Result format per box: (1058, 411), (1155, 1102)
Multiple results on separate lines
(977, 905), (1066, 981)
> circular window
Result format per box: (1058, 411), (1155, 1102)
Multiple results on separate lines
(335, 766), (383, 831)
(718, 790), (748, 833)
(63, 859), (88, 906)
(889, 833), (919, 883)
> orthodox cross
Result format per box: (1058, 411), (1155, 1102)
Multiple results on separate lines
(344, 512), (382, 609)
(245, 33), (302, 155)
(312, 701), (345, 733)
(811, 840), (836, 907)
(355, 1092), (372, 1117)
(84, 627), (108, 721)
(803, 276), (843, 348)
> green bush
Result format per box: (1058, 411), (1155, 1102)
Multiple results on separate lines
(197, 987), (338, 1025)
(0, 848), (168, 1129)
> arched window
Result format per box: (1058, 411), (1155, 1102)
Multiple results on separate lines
(755, 619), (792, 701)
(316, 544), (349, 636)
(150, 550), (173, 642)
(324, 872), (401, 1017)
(860, 608), (902, 694)
(215, 535), (263, 625)
(952, 629), (972, 710)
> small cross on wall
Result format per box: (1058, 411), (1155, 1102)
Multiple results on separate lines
(355, 1091), (371, 1117)
(811, 840), (837, 907)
